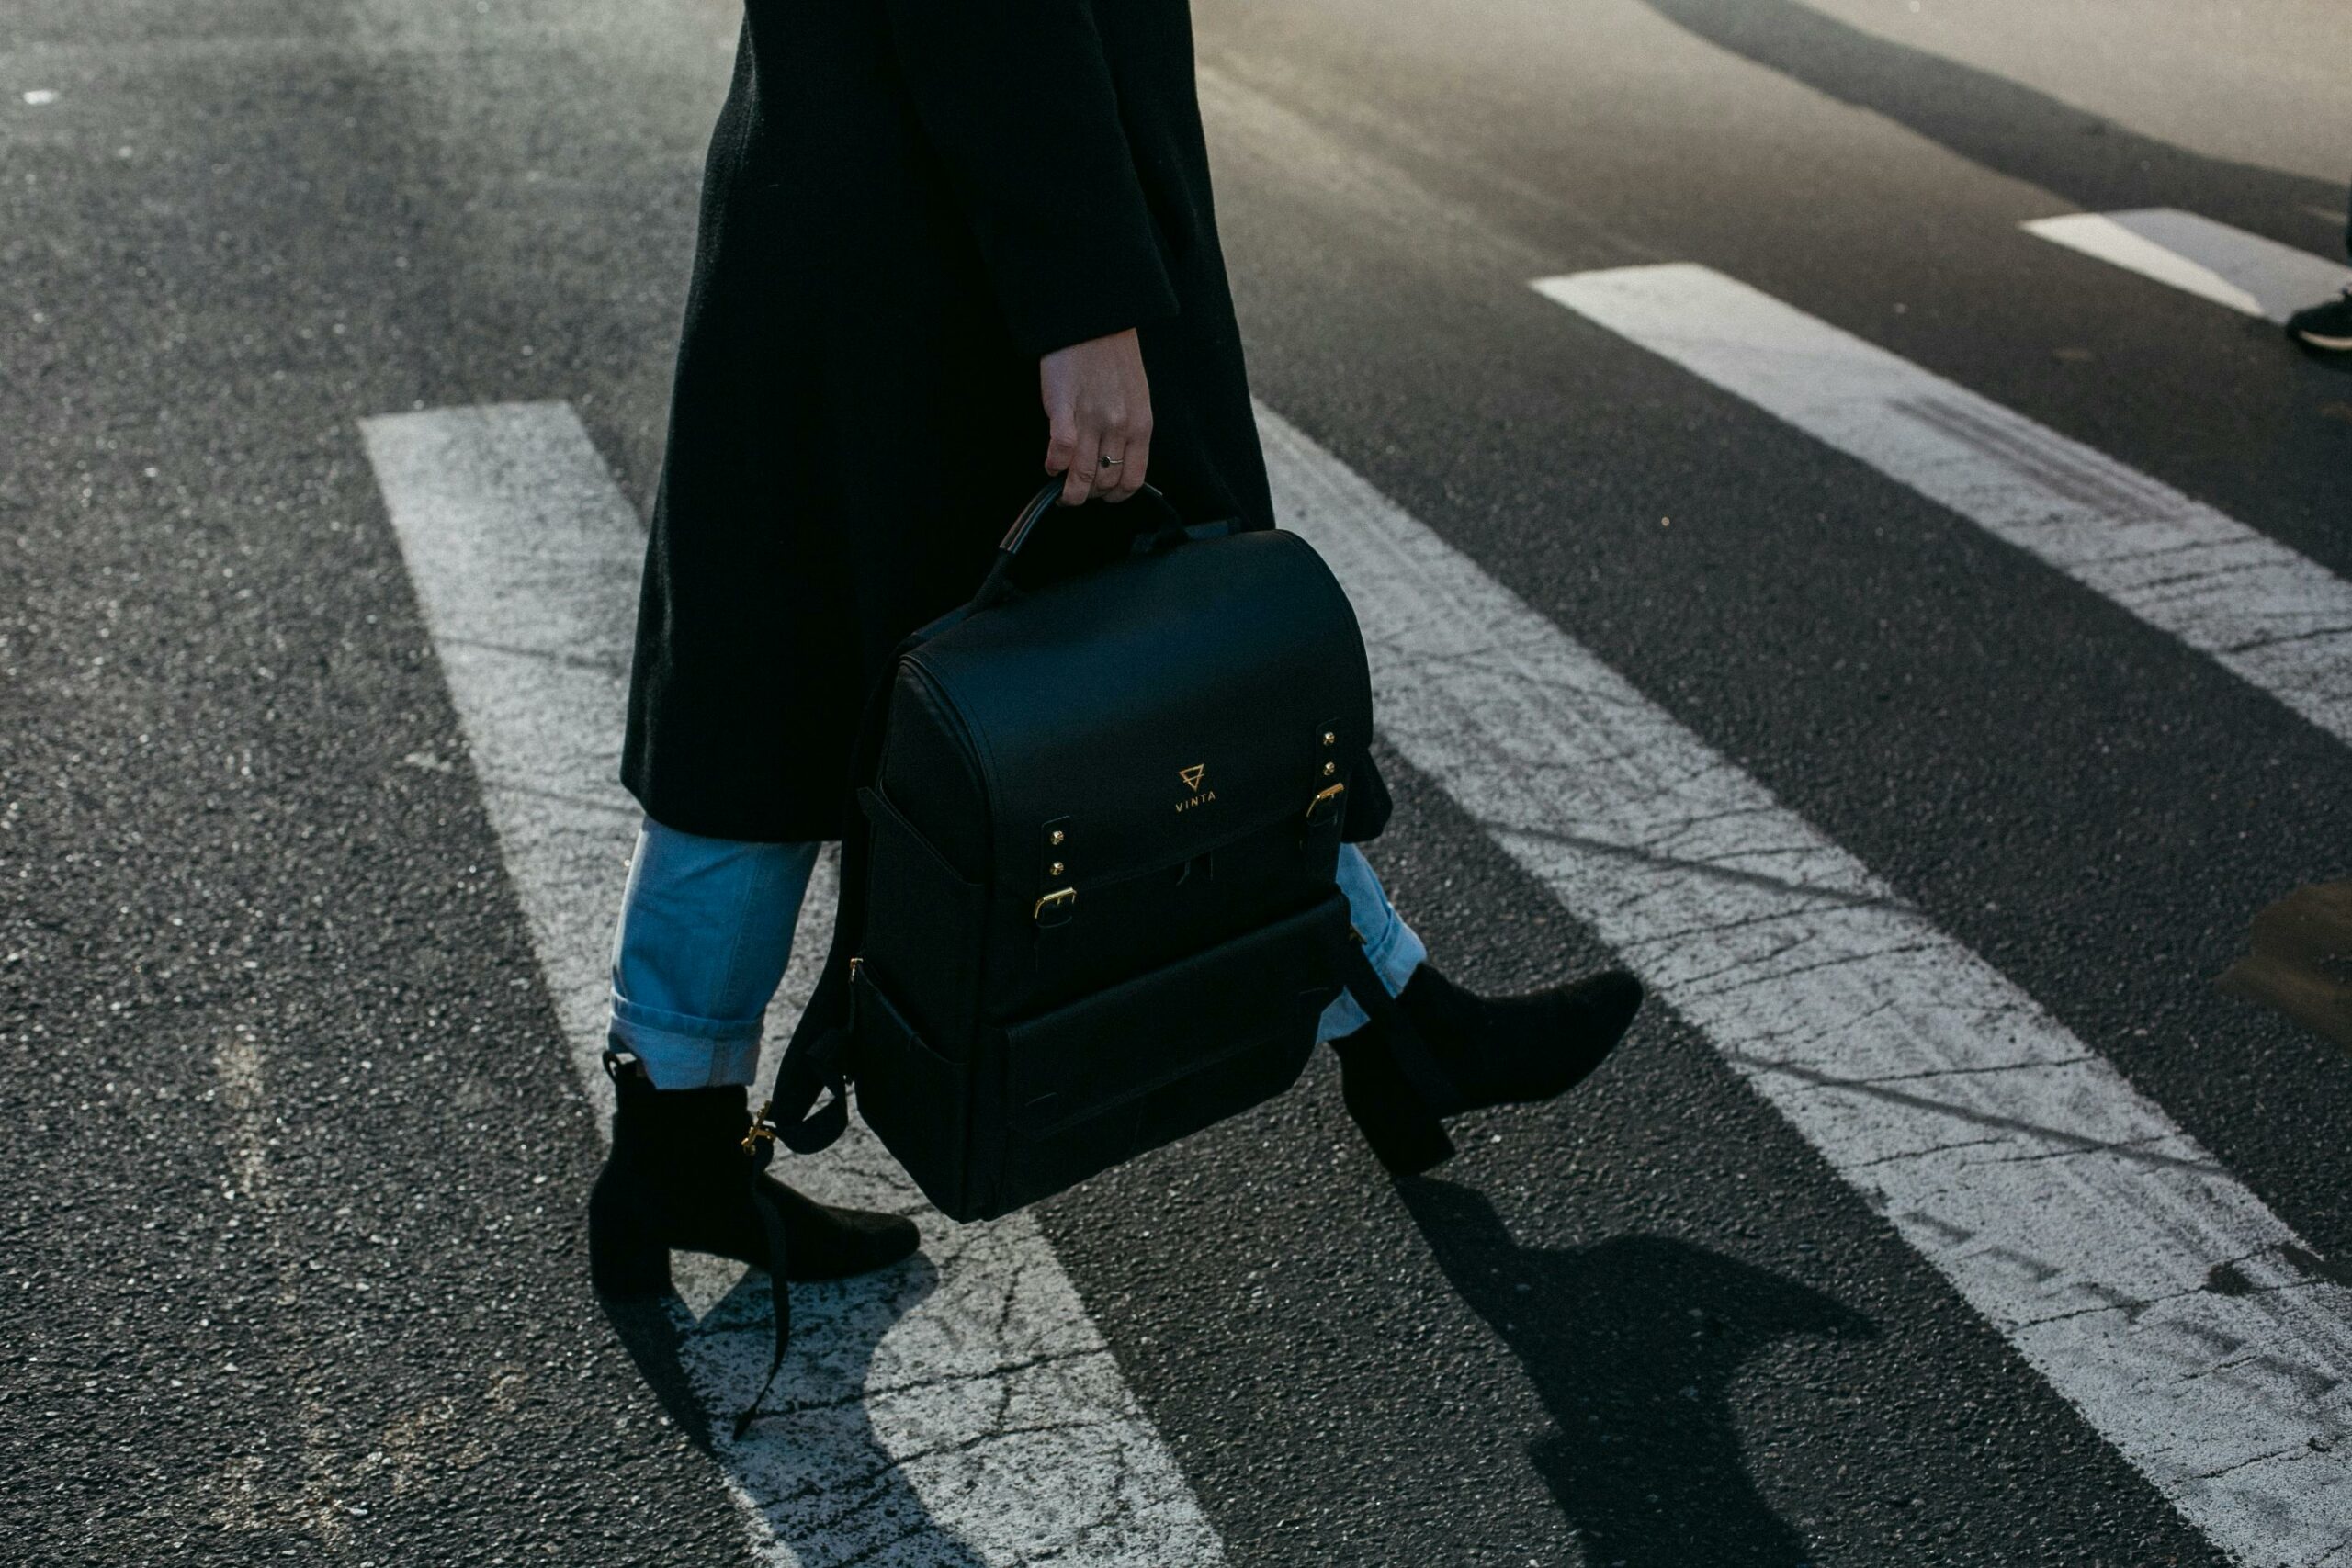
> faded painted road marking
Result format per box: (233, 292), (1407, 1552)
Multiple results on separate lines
(1536, 264), (2352, 754)
(361, 401), (1225, 1568)
(204, 1028), (356, 1549)
(1260, 401), (2352, 1566)
(2023, 209), (2350, 324)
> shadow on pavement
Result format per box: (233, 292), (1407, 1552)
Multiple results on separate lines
(602, 1253), (989, 1567)
(1640, 0), (2343, 251)
(1400, 1176), (1875, 1567)
(601, 1293), (727, 1454)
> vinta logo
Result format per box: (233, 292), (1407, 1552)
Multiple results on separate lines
(1174, 763), (1216, 813)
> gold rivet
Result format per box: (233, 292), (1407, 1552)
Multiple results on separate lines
(1322, 760), (1337, 776)
(1049, 829), (1065, 845)
(1321, 731), (1336, 746)
(1050, 861), (1065, 876)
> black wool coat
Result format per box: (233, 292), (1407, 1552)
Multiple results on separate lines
(622, 0), (1308, 843)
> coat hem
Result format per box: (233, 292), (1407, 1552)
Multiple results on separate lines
(622, 774), (847, 848)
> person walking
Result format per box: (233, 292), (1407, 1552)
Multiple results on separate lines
(588, 0), (1646, 1295)
(2286, 185), (2352, 356)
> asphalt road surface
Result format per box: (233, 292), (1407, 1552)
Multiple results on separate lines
(5, 1), (2349, 1564)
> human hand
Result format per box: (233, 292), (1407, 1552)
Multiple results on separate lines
(1039, 328), (1151, 505)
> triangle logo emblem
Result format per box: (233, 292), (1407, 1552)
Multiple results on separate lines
(1179, 763), (1207, 792)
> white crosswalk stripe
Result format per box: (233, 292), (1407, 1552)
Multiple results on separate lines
(2023, 209), (2348, 323)
(361, 402), (1227, 1568)
(1535, 263), (2352, 755)
(1260, 401), (2352, 1566)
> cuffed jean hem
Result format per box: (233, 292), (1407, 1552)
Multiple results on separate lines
(606, 818), (820, 1092)
(1315, 842), (1427, 1041)
(607, 997), (765, 1089)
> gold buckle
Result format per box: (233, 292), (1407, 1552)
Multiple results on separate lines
(1306, 781), (1346, 820)
(1033, 886), (1077, 921)
(740, 1100), (778, 1156)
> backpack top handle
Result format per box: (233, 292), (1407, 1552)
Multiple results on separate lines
(971, 479), (1208, 612)
(995, 478), (1182, 552)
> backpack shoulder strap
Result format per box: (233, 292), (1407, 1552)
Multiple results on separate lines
(748, 605), (966, 1159)
(731, 606), (971, 1438)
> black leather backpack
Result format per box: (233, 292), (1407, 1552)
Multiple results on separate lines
(734, 482), (1453, 1410)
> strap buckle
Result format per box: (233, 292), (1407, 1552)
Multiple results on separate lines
(740, 1100), (778, 1156)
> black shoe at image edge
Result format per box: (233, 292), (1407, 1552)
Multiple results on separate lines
(2287, 288), (2352, 353)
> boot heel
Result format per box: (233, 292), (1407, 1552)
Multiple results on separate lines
(589, 1193), (673, 1299)
(1333, 1036), (1457, 1176)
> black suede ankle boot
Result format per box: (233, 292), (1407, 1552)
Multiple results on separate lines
(1394, 964), (1644, 1116)
(587, 1054), (920, 1299)
(1330, 964), (1644, 1175)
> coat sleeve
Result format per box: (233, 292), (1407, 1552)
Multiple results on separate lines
(883, 0), (1181, 357)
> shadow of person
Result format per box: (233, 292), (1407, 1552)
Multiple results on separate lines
(1399, 1177), (1875, 1568)
(601, 1250), (989, 1568)
(1639, 0), (2342, 249)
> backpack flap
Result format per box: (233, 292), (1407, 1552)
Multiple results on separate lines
(898, 526), (1375, 1019)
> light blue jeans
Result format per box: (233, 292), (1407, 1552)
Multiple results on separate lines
(609, 818), (1426, 1089)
